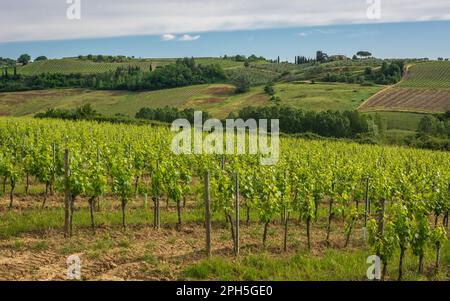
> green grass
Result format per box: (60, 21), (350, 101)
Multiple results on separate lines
(182, 243), (450, 281)
(0, 207), (146, 238)
(0, 82), (383, 119)
(274, 82), (382, 111)
(0, 202), (233, 238)
(399, 61), (450, 89)
(30, 240), (49, 251)
(1, 198), (448, 281)
(0, 85), (233, 118)
(363, 111), (427, 131)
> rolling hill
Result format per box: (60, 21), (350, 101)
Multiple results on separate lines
(1, 57), (446, 135)
(0, 82), (382, 119)
(11, 57), (250, 75)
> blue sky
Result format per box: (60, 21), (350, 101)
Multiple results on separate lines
(1, 21), (449, 61)
(1, 1), (450, 61)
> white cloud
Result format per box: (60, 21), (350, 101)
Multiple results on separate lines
(161, 34), (176, 41)
(297, 28), (380, 38)
(0, 0), (449, 42)
(179, 34), (201, 41)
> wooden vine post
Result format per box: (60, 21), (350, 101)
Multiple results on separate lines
(445, 183), (450, 228)
(325, 198), (334, 248)
(96, 146), (101, 211)
(363, 177), (370, 240)
(204, 171), (212, 257)
(376, 198), (386, 281)
(64, 149), (71, 238)
(21, 145), (30, 196)
(235, 172), (240, 257)
(283, 207), (290, 252)
(153, 161), (161, 230)
(50, 142), (56, 195)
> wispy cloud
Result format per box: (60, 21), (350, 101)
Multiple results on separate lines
(297, 28), (380, 38)
(179, 34), (201, 41)
(161, 34), (176, 41)
(1, 0), (450, 42)
(161, 34), (201, 41)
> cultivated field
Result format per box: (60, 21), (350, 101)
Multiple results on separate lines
(12, 57), (249, 76)
(16, 58), (161, 75)
(399, 61), (450, 89)
(358, 61), (450, 113)
(0, 118), (448, 281)
(0, 84), (266, 119)
(358, 87), (450, 113)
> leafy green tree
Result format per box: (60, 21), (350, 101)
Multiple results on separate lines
(357, 51), (372, 58)
(316, 51), (327, 63)
(18, 54), (31, 65)
(35, 56), (48, 61)
(264, 83), (275, 96)
(418, 116), (438, 135)
(233, 74), (251, 94)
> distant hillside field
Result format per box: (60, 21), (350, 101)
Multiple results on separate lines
(358, 61), (450, 113)
(274, 82), (381, 111)
(15, 58), (163, 75)
(13, 57), (249, 75)
(254, 59), (383, 82)
(399, 61), (450, 89)
(0, 83), (382, 119)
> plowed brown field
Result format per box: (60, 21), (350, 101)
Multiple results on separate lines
(358, 87), (450, 113)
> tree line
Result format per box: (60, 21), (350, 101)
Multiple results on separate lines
(34, 104), (163, 126)
(77, 54), (133, 63)
(405, 112), (450, 151)
(135, 106), (211, 124)
(124, 105), (377, 140)
(0, 58), (226, 92)
(222, 54), (266, 62)
(232, 106), (374, 138)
